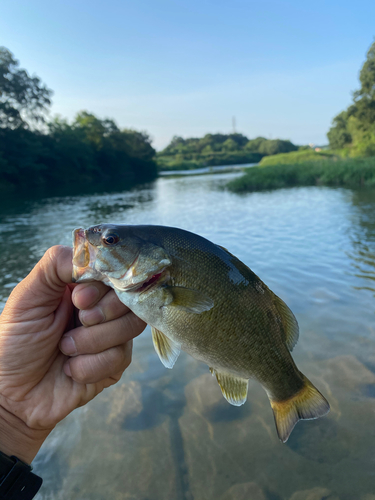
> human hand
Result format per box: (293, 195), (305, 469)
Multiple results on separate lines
(0, 246), (146, 463)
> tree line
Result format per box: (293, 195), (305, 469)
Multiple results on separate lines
(0, 47), (157, 194)
(157, 134), (298, 170)
(327, 40), (375, 156)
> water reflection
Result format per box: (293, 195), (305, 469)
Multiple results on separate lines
(348, 190), (375, 296)
(0, 175), (375, 500)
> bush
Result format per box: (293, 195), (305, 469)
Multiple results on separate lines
(227, 157), (375, 193)
(259, 150), (335, 166)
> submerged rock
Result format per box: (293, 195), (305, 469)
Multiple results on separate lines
(220, 482), (266, 500)
(289, 487), (339, 500)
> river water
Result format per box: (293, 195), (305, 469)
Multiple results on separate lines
(0, 172), (374, 500)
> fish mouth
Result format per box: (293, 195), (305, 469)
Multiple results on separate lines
(108, 260), (169, 293)
(125, 268), (169, 293)
(72, 228), (100, 282)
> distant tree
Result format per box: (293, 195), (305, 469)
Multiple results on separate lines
(258, 139), (298, 156)
(201, 145), (213, 154)
(245, 137), (267, 151)
(0, 47), (52, 129)
(227, 133), (249, 148)
(222, 138), (237, 151)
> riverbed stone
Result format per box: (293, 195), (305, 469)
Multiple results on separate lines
(220, 482), (266, 500)
(289, 487), (339, 500)
(106, 380), (143, 425)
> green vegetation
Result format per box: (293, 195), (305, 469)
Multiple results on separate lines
(228, 40), (375, 194)
(327, 40), (375, 156)
(227, 158), (375, 193)
(259, 149), (336, 166)
(157, 134), (298, 170)
(0, 47), (157, 194)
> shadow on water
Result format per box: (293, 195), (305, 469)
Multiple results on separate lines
(286, 418), (347, 465)
(123, 378), (192, 500)
(362, 383), (375, 399)
(36, 451), (69, 498)
(204, 399), (251, 423)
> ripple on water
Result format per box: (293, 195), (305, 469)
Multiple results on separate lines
(0, 175), (374, 500)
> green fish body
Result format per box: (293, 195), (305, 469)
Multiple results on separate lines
(72, 224), (329, 442)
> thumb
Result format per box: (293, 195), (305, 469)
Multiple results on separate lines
(1, 246), (73, 323)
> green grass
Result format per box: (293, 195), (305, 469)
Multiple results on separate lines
(259, 149), (336, 166)
(227, 157), (375, 193)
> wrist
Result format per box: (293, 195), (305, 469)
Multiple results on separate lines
(0, 405), (51, 464)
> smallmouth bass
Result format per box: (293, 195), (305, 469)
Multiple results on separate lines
(72, 224), (329, 442)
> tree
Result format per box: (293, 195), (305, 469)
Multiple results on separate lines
(326, 111), (352, 149)
(355, 40), (375, 100)
(245, 137), (267, 151)
(222, 138), (237, 151)
(327, 40), (375, 155)
(0, 47), (52, 129)
(258, 139), (298, 156)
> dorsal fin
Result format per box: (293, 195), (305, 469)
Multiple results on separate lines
(216, 244), (230, 253)
(272, 292), (299, 351)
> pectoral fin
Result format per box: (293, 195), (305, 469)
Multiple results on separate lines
(212, 369), (248, 406)
(166, 286), (214, 314)
(151, 327), (181, 369)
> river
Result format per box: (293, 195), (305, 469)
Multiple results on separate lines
(0, 172), (374, 500)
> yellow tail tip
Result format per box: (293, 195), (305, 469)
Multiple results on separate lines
(270, 376), (330, 443)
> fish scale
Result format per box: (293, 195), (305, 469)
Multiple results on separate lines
(72, 224), (330, 442)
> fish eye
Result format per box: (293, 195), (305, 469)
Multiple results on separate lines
(102, 233), (120, 246)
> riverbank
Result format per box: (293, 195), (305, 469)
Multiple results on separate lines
(157, 151), (262, 171)
(159, 163), (254, 177)
(227, 157), (375, 193)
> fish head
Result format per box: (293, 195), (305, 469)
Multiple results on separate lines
(72, 224), (171, 292)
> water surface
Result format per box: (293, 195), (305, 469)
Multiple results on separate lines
(0, 173), (374, 500)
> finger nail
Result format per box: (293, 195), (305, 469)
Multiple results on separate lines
(79, 307), (105, 327)
(64, 361), (72, 377)
(60, 335), (77, 355)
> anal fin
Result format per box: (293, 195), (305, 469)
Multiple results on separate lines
(212, 369), (248, 406)
(151, 327), (181, 369)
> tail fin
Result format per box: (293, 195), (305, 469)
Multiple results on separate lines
(270, 375), (330, 443)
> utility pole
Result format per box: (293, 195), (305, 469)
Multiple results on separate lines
(232, 116), (236, 134)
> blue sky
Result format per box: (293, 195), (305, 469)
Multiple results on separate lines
(1, 0), (375, 149)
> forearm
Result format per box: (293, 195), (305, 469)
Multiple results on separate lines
(0, 405), (50, 464)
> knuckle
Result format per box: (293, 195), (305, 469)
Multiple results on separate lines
(70, 355), (97, 383)
(44, 245), (68, 262)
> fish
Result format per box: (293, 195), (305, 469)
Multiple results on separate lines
(72, 224), (330, 442)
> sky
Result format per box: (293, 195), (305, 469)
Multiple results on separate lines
(1, 0), (375, 150)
